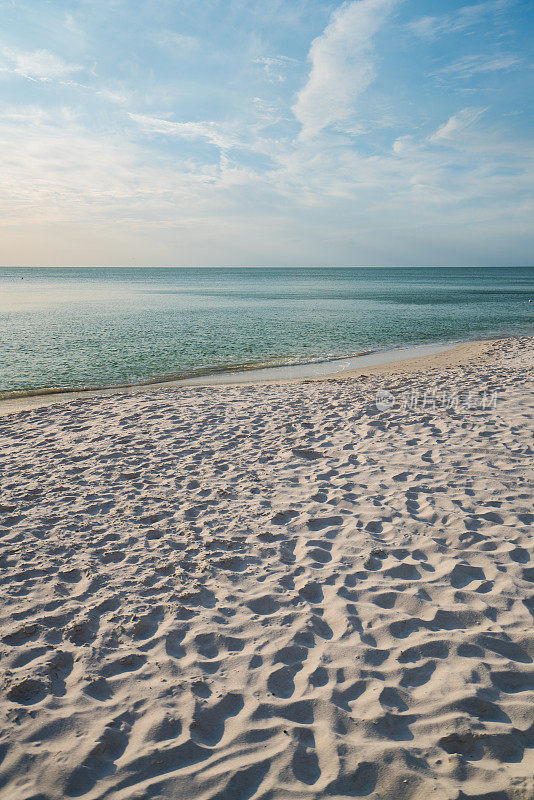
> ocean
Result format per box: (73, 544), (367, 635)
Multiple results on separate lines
(1, 266), (533, 397)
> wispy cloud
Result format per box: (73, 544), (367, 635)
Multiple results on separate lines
(430, 107), (487, 142)
(408, 0), (512, 39)
(128, 113), (238, 150)
(0, 46), (81, 83)
(253, 55), (295, 83)
(0, 106), (226, 225)
(0, 0), (531, 265)
(293, 0), (398, 138)
(152, 30), (199, 53)
(434, 53), (522, 79)
(1, 97), (532, 266)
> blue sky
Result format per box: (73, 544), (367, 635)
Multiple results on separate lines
(0, 0), (532, 265)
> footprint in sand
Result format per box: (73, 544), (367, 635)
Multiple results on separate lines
(11, 646), (48, 668)
(65, 619), (98, 646)
(279, 540), (297, 565)
(130, 607), (163, 640)
(449, 563), (486, 588)
(292, 448), (324, 461)
(398, 641), (449, 663)
(151, 715), (182, 742)
(165, 629), (187, 659)
(307, 516), (343, 531)
(3, 624), (42, 646)
(477, 635), (532, 664)
(510, 547), (530, 563)
(385, 563), (421, 580)
(379, 686), (409, 712)
(190, 693), (244, 746)
(331, 680), (366, 711)
(371, 591), (398, 609)
(6, 678), (48, 705)
(299, 581), (324, 603)
(83, 677), (113, 701)
(324, 762), (378, 796)
(399, 660), (437, 687)
(310, 614), (333, 640)
(307, 541), (332, 565)
(65, 714), (133, 797)
(272, 510), (299, 525)
(292, 727), (320, 785)
(100, 653), (147, 677)
(453, 695), (510, 724)
(45, 650), (74, 695)
(247, 595), (280, 615)
(274, 644), (308, 666)
(490, 670), (534, 693)
(372, 712), (416, 742)
(210, 760), (271, 800)
(268, 666), (297, 699)
(309, 666), (329, 687)
(195, 632), (219, 658)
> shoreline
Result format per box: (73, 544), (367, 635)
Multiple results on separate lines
(0, 336), (506, 416)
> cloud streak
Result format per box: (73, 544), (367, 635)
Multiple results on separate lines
(128, 113), (238, 150)
(0, 46), (81, 82)
(430, 107), (487, 142)
(254, 56), (295, 83)
(434, 53), (522, 79)
(152, 30), (199, 53)
(408, 0), (512, 39)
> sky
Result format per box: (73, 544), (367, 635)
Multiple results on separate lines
(0, 0), (532, 266)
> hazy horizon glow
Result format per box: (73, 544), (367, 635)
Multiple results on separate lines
(0, 0), (533, 266)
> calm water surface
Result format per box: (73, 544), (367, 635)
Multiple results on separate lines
(1, 267), (533, 396)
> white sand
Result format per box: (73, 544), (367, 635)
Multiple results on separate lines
(0, 336), (533, 800)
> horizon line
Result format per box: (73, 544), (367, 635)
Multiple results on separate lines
(3, 264), (534, 270)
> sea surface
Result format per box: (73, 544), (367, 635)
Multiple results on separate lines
(1, 266), (533, 397)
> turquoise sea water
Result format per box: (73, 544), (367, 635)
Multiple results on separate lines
(0, 267), (533, 397)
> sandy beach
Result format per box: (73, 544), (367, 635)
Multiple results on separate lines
(0, 335), (533, 800)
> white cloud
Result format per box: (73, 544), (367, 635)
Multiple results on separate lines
(0, 1), (531, 265)
(435, 53), (522, 79)
(430, 107), (487, 142)
(253, 55), (295, 83)
(408, 0), (512, 39)
(0, 106), (229, 226)
(392, 135), (412, 154)
(0, 100), (532, 266)
(292, 0), (398, 138)
(128, 113), (238, 150)
(0, 46), (81, 82)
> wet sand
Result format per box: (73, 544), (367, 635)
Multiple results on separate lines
(0, 338), (490, 417)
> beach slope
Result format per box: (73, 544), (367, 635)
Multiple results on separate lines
(0, 336), (533, 799)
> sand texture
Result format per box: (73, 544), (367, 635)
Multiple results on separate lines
(0, 336), (533, 799)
